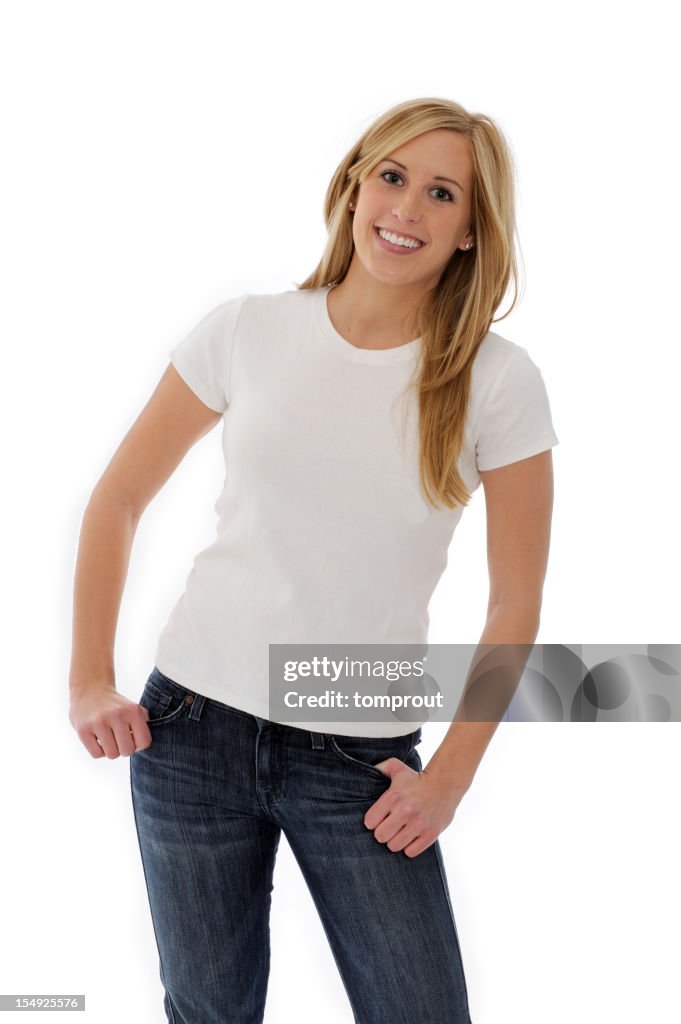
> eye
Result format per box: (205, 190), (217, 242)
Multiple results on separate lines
(381, 170), (403, 186)
(379, 169), (454, 203)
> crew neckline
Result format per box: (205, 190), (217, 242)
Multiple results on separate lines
(315, 284), (422, 364)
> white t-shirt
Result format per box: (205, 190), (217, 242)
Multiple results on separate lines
(154, 284), (559, 737)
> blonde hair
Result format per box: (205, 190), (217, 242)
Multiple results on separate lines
(296, 96), (522, 510)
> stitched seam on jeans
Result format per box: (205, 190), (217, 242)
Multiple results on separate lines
(329, 737), (394, 778)
(146, 701), (188, 725)
(433, 843), (472, 1020)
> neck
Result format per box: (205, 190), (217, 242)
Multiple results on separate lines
(327, 263), (431, 349)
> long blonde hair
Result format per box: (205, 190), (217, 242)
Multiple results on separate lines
(296, 97), (522, 511)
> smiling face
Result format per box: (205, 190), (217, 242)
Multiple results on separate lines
(349, 128), (475, 291)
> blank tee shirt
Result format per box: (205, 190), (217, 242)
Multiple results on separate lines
(154, 284), (559, 737)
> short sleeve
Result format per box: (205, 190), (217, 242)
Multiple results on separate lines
(475, 344), (559, 471)
(169, 293), (248, 413)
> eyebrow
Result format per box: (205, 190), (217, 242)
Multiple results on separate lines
(378, 157), (465, 194)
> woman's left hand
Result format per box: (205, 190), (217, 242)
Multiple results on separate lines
(363, 758), (467, 858)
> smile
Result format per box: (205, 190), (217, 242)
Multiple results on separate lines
(374, 226), (426, 255)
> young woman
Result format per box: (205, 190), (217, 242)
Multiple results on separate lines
(69, 96), (558, 1024)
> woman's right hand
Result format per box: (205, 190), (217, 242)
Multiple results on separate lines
(69, 686), (152, 759)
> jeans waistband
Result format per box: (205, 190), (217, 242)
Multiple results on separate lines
(254, 715), (330, 749)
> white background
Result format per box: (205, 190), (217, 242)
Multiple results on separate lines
(2, 1), (679, 1021)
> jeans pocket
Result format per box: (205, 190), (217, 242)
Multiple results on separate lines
(329, 733), (413, 780)
(139, 667), (192, 725)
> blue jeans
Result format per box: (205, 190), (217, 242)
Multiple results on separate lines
(130, 666), (473, 1024)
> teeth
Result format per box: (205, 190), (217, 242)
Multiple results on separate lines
(377, 228), (423, 249)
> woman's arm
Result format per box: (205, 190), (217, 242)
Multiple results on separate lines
(423, 448), (555, 791)
(69, 364), (222, 757)
(364, 450), (554, 856)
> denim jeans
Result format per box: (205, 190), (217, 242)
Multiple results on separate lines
(130, 666), (473, 1024)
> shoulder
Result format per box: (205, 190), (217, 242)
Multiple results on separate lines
(469, 329), (549, 407)
(180, 287), (314, 340)
(470, 329), (531, 386)
(194, 286), (311, 321)
(465, 328), (555, 438)
(463, 328), (559, 473)
(233, 286), (318, 318)
(230, 288), (324, 351)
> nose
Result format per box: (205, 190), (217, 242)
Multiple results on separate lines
(391, 192), (422, 226)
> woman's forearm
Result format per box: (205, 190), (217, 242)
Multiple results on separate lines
(69, 486), (141, 698)
(422, 603), (540, 794)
